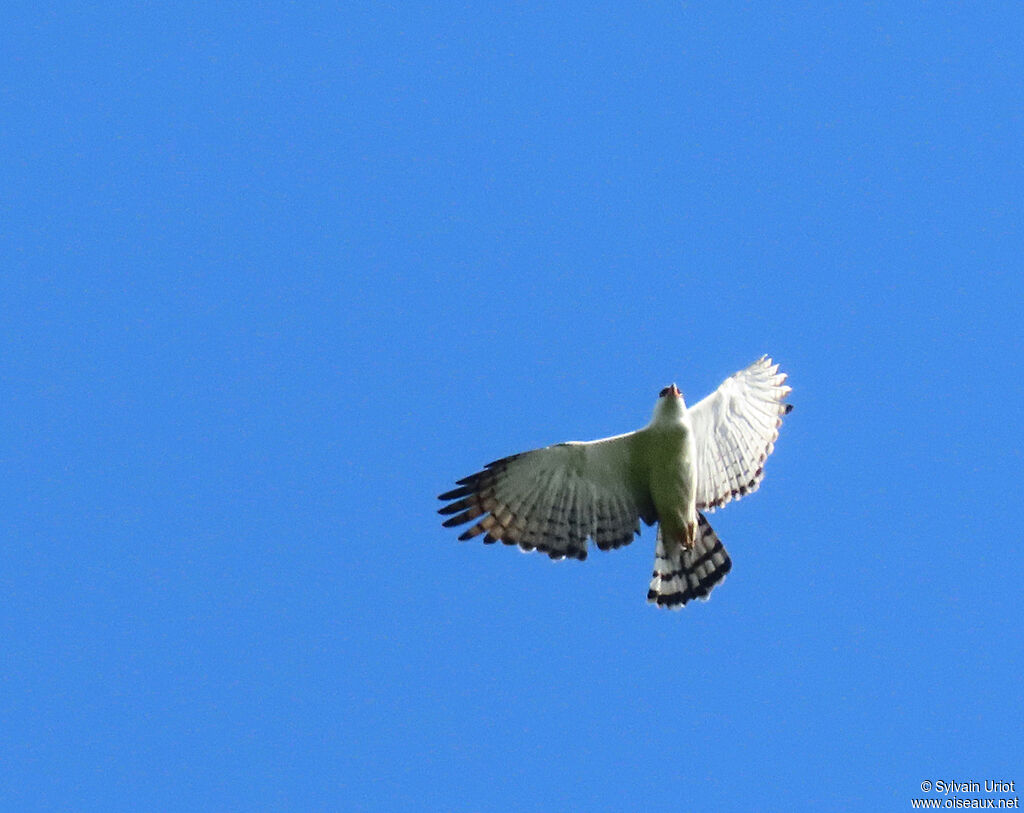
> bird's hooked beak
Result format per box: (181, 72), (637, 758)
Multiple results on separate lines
(669, 383), (680, 397)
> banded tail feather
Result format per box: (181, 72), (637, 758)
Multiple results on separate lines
(647, 513), (732, 609)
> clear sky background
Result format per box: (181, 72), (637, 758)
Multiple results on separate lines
(3, 3), (1022, 811)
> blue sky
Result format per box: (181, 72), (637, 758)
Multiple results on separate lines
(3, 2), (1022, 810)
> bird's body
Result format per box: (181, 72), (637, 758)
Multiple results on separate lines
(641, 392), (697, 552)
(438, 357), (792, 609)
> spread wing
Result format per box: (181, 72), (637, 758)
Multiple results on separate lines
(438, 433), (656, 561)
(688, 356), (793, 511)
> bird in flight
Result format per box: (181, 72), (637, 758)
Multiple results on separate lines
(438, 357), (792, 609)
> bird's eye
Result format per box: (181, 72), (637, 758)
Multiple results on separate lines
(659, 386), (671, 397)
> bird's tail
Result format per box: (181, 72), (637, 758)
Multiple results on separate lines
(647, 513), (732, 609)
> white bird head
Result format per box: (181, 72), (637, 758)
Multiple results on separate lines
(652, 382), (686, 423)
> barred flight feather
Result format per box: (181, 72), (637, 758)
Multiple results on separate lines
(438, 437), (647, 562)
(647, 514), (732, 609)
(690, 356), (792, 512)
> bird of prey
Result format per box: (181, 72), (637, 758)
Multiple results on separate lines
(438, 357), (792, 609)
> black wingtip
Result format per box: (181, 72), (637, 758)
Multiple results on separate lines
(784, 403), (794, 414)
(443, 510), (478, 528)
(455, 472), (485, 486)
(438, 485), (473, 501)
(484, 452), (523, 469)
(438, 499), (471, 516)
